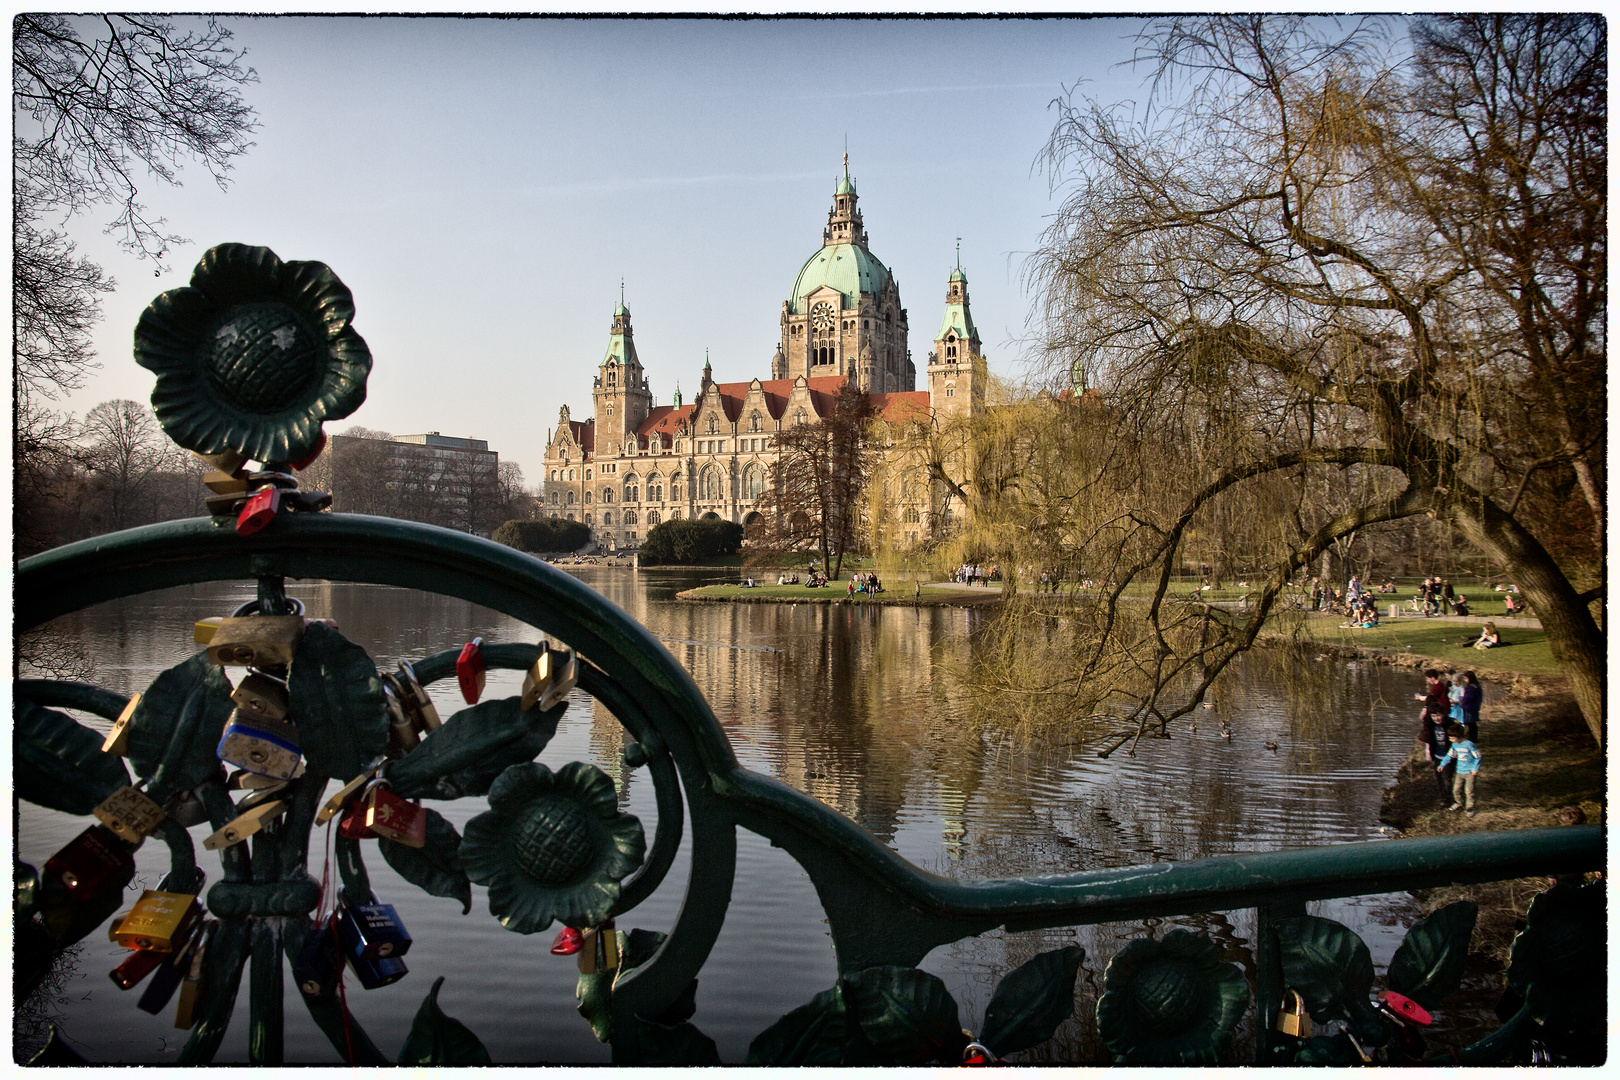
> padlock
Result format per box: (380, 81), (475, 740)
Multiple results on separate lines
(136, 923), (201, 1015)
(576, 921), (619, 975)
(92, 785), (168, 845)
(206, 615), (304, 668)
(102, 693), (142, 755)
(217, 711), (302, 779)
(112, 890), (201, 952)
(456, 638), (486, 704)
(520, 642), (552, 711)
(204, 491), (249, 518)
(1382, 990), (1433, 1027)
(336, 798), (376, 840)
(550, 925), (584, 955)
(193, 617), (225, 644)
(172, 926), (210, 1030)
(317, 767), (380, 826)
(396, 662), (441, 731)
(202, 799), (286, 850)
(110, 946), (168, 990)
(230, 671), (290, 721)
(282, 489), (333, 513)
(193, 448), (248, 475)
(365, 783), (427, 848)
(1274, 988), (1312, 1038)
(165, 788), (211, 828)
(244, 469), (300, 490)
(962, 1041), (1000, 1065)
(338, 902), (413, 960)
(291, 432), (327, 471)
(539, 649), (578, 713)
(235, 485), (281, 535)
(43, 825), (138, 899)
(203, 469), (249, 494)
(347, 950), (408, 990)
(292, 916), (343, 998)
(381, 676), (419, 756)
(228, 768), (293, 792)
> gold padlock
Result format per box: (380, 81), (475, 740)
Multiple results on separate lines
(205, 616), (304, 668)
(112, 890), (200, 952)
(192, 448), (248, 475)
(381, 677), (419, 755)
(193, 617), (225, 645)
(1274, 988), (1312, 1038)
(173, 927), (210, 1029)
(102, 694), (142, 755)
(230, 671), (290, 720)
(523, 645), (578, 712)
(203, 469), (248, 494)
(228, 767), (299, 791)
(317, 768), (379, 825)
(396, 662), (441, 732)
(520, 643), (553, 711)
(93, 785), (167, 845)
(202, 800), (287, 850)
(576, 922), (619, 975)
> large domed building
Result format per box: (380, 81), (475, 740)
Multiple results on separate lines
(541, 160), (986, 552)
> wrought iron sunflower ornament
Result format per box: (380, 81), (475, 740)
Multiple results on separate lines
(460, 761), (646, 933)
(1095, 929), (1249, 1064)
(134, 243), (372, 464)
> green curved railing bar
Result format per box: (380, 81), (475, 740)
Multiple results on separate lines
(18, 514), (1604, 1064)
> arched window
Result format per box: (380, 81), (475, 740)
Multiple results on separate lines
(701, 466), (724, 502)
(625, 511), (637, 526)
(585, 512), (593, 525)
(649, 435), (661, 453)
(584, 490), (592, 504)
(568, 469), (575, 481)
(567, 512), (575, 521)
(742, 465), (764, 500)
(549, 491), (558, 505)
(794, 408), (808, 425)
(585, 468), (591, 480)
(607, 364), (616, 385)
(624, 480), (638, 502)
(566, 491), (576, 505)
(649, 510), (661, 526)
(945, 383), (956, 398)
(669, 474), (682, 502)
(602, 488), (613, 503)
(602, 511), (613, 526)
(671, 510), (682, 521)
(904, 506), (920, 523)
(607, 403), (615, 416)
(647, 474), (663, 502)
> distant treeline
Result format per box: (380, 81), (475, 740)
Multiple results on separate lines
(637, 518), (744, 565)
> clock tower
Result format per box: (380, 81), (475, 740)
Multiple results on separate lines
(591, 301), (651, 455)
(778, 157), (911, 392)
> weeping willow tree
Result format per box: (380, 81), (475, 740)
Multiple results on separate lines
(951, 15), (1607, 746)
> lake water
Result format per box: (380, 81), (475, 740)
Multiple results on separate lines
(19, 569), (1426, 1063)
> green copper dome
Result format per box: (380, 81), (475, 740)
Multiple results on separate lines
(788, 243), (891, 314)
(834, 172), (856, 196)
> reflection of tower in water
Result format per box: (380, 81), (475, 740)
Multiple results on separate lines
(589, 697), (633, 810)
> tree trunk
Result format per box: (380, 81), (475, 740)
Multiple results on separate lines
(1449, 498), (1605, 747)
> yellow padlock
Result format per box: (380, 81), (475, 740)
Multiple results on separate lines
(205, 616), (304, 668)
(112, 890), (200, 952)
(1274, 988), (1312, 1039)
(101, 694), (142, 755)
(92, 785), (167, 845)
(202, 800), (287, 850)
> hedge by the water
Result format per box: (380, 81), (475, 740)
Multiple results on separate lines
(493, 518), (592, 553)
(637, 518), (745, 565)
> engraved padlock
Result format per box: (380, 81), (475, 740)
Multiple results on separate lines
(101, 693), (142, 755)
(112, 890), (201, 952)
(396, 661), (441, 731)
(381, 676), (419, 756)
(202, 799), (286, 850)
(293, 915), (343, 998)
(43, 825), (138, 898)
(1274, 988), (1312, 1039)
(456, 637), (486, 704)
(365, 782), (427, 848)
(93, 785), (167, 845)
(206, 615), (304, 668)
(230, 671), (290, 721)
(217, 710), (302, 779)
(338, 902), (413, 960)
(347, 950), (408, 990)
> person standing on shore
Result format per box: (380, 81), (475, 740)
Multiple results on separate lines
(1436, 723), (1482, 817)
(1417, 670), (1453, 799)
(1459, 671), (1482, 742)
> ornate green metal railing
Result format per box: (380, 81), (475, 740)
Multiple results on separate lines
(14, 244), (1605, 1066)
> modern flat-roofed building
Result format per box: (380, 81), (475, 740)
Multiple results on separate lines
(314, 430), (501, 535)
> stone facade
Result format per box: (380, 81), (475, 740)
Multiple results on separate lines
(542, 164), (988, 552)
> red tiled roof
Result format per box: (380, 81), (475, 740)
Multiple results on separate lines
(709, 376), (848, 421)
(636, 404), (694, 443)
(868, 391), (931, 423)
(569, 420), (594, 454)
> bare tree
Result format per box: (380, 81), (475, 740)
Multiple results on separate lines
(79, 399), (167, 531)
(760, 382), (874, 578)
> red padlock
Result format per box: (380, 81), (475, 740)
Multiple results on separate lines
(236, 486), (281, 536)
(962, 1041), (999, 1065)
(1382, 991), (1433, 1026)
(456, 638), (486, 704)
(336, 798), (376, 840)
(550, 926), (583, 955)
(291, 432), (327, 471)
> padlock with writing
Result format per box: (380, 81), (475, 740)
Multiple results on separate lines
(1274, 988), (1312, 1039)
(347, 949), (409, 990)
(43, 825), (137, 899)
(172, 926), (211, 1030)
(206, 615), (304, 668)
(338, 902), (413, 960)
(202, 799), (287, 850)
(113, 890), (201, 952)
(576, 920), (619, 975)
(381, 676), (419, 756)
(109, 946), (168, 990)
(217, 711), (302, 779)
(92, 785), (167, 845)
(396, 661), (441, 731)
(365, 782), (427, 847)
(456, 637), (486, 704)
(235, 484), (281, 535)
(292, 916), (343, 999)
(230, 671), (290, 721)
(101, 693), (142, 755)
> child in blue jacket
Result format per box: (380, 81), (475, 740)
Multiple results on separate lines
(1436, 722), (1482, 817)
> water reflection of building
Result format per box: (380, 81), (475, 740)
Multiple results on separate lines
(541, 160), (989, 551)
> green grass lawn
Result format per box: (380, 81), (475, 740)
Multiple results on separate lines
(682, 582), (981, 603)
(1288, 618), (1559, 678)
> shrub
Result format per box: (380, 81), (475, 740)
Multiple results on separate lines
(638, 518), (745, 565)
(493, 518), (591, 553)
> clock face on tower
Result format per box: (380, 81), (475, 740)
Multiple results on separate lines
(810, 302), (835, 331)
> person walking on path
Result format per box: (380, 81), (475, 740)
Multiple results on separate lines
(1441, 579), (1455, 615)
(1436, 723), (1482, 817)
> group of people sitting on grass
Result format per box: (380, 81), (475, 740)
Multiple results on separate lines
(847, 572), (883, 596)
(774, 573), (802, 586)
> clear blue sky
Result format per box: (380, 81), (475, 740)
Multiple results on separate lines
(65, 16), (1151, 480)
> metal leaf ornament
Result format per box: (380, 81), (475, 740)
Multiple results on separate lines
(1388, 900), (1478, 1010)
(459, 761), (645, 932)
(1096, 930), (1249, 1063)
(134, 243), (371, 464)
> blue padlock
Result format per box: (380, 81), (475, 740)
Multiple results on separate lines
(292, 917), (343, 999)
(347, 950), (408, 990)
(216, 712), (301, 780)
(337, 902), (412, 960)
